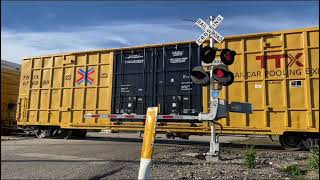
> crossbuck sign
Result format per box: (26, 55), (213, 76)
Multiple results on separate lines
(195, 15), (224, 46)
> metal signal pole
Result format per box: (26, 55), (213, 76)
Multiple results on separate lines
(207, 15), (220, 160)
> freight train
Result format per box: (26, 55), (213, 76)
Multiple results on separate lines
(15, 27), (319, 150)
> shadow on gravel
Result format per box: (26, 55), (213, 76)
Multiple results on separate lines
(220, 142), (285, 150)
(89, 166), (126, 180)
(84, 136), (287, 151)
(85, 136), (208, 146)
(1, 159), (194, 166)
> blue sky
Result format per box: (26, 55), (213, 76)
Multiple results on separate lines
(1, 1), (319, 64)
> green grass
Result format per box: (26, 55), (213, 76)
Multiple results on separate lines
(283, 164), (303, 176)
(308, 146), (319, 170)
(244, 145), (256, 169)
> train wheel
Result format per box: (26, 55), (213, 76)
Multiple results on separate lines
(302, 138), (319, 150)
(1, 128), (9, 136)
(177, 133), (190, 140)
(72, 129), (87, 139)
(78, 130), (87, 139)
(279, 134), (303, 151)
(35, 128), (51, 138)
(166, 132), (172, 139)
(55, 129), (73, 139)
(63, 130), (73, 139)
(181, 134), (190, 140)
(50, 128), (60, 137)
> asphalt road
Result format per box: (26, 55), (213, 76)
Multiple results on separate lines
(0, 132), (255, 179)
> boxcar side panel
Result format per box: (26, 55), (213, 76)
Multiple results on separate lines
(111, 43), (203, 118)
(205, 27), (319, 135)
(17, 52), (114, 129)
(16, 27), (319, 137)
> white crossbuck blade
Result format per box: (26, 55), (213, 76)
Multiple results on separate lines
(195, 15), (224, 45)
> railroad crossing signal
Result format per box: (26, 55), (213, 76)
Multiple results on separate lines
(195, 15), (224, 46)
(192, 15), (252, 159)
(192, 15), (236, 87)
(191, 46), (237, 87)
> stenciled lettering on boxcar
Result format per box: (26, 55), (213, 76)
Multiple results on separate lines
(124, 54), (144, 64)
(42, 80), (50, 86)
(22, 75), (30, 86)
(169, 51), (188, 64)
(64, 75), (72, 80)
(99, 72), (108, 78)
(234, 52), (319, 78)
(305, 68), (320, 75)
(121, 85), (131, 93)
(31, 75), (39, 86)
(181, 74), (192, 91)
(256, 53), (304, 68)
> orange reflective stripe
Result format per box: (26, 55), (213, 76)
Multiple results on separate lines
(140, 107), (158, 159)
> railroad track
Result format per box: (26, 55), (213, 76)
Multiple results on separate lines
(220, 142), (309, 153)
(5, 132), (312, 153)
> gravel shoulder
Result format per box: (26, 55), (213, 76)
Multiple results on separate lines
(106, 135), (319, 180)
(1, 133), (319, 179)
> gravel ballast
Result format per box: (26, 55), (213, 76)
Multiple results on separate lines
(109, 143), (318, 179)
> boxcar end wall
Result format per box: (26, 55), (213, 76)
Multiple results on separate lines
(1, 60), (21, 134)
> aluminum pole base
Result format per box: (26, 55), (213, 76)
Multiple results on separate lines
(205, 154), (219, 162)
(205, 123), (220, 162)
(205, 142), (220, 162)
(204, 149), (220, 162)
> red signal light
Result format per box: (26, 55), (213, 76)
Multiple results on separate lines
(212, 65), (234, 86)
(216, 69), (224, 78)
(220, 48), (236, 65)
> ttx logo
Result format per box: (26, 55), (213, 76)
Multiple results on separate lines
(77, 68), (95, 85)
(256, 53), (303, 68)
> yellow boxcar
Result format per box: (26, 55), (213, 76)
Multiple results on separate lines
(1, 60), (21, 135)
(16, 27), (319, 149)
(108, 26), (320, 149)
(206, 26), (319, 149)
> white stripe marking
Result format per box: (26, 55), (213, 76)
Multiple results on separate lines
(138, 158), (151, 180)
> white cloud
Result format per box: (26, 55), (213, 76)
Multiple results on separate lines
(1, 14), (318, 64)
(221, 14), (318, 34)
(1, 22), (199, 64)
